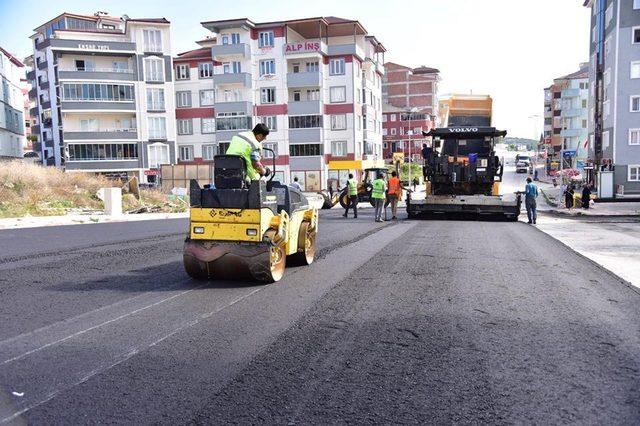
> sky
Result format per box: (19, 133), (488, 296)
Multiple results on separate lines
(0, 0), (591, 139)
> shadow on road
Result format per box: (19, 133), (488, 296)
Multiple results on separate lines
(408, 212), (523, 223)
(49, 260), (263, 293)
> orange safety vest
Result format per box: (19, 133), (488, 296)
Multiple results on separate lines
(388, 177), (401, 195)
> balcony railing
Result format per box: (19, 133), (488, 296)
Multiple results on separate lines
(60, 67), (133, 73)
(63, 128), (138, 141)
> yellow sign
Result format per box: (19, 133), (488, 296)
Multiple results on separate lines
(392, 152), (405, 164)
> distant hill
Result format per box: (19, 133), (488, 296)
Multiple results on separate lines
(504, 137), (537, 150)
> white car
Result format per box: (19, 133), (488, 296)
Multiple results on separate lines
(516, 160), (533, 174)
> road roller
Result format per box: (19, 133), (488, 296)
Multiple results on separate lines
(183, 151), (318, 283)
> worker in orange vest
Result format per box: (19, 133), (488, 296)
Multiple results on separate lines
(386, 171), (410, 220)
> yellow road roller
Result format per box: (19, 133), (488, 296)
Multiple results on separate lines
(183, 152), (318, 283)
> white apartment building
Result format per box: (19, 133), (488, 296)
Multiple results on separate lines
(0, 47), (26, 159)
(559, 65), (590, 166)
(182, 16), (385, 191)
(28, 12), (177, 183)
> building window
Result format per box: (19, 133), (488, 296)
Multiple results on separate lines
(605, 4), (614, 26)
(179, 145), (193, 161)
(198, 62), (214, 78)
(634, 27), (640, 44)
(582, 99), (588, 108)
(258, 31), (275, 47)
(202, 144), (217, 160)
(176, 91), (192, 108)
(631, 61), (640, 79)
(200, 90), (215, 106)
(289, 115), (322, 129)
(262, 142), (278, 158)
(176, 64), (190, 80)
(147, 88), (165, 111)
(220, 89), (242, 102)
(329, 58), (345, 75)
(148, 117), (166, 139)
(67, 143), (138, 161)
(143, 29), (162, 52)
(290, 144), (322, 156)
(382, 128), (388, 136)
(144, 57), (164, 82)
(177, 119), (193, 135)
(604, 100), (611, 117)
(629, 165), (640, 182)
(391, 128), (396, 135)
(629, 129), (640, 146)
(382, 115), (387, 122)
(222, 61), (241, 74)
(260, 115), (277, 131)
(260, 87), (276, 104)
(391, 114), (397, 121)
(331, 140), (347, 157)
(216, 115), (251, 131)
(635, 0), (640, 9)
(307, 89), (320, 101)
(330, 86), (346, 103)
(582, 119), (588, 128)
(259, 59), (275, 76)
(631, 96), (640, 112)
(330, 114), (347, 130)
(62, 83), (134, 101)
(306, 61), (319, 72)
(201, 118), (215, 134)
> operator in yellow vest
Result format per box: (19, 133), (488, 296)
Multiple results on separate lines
(342, 173), (359, 219)
(226, 123), (271, 181)
(372, 172), (387, 223)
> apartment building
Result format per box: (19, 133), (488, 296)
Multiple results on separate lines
(542, 64), (590, 169)
(382, 104), (435, 161)
(585, 0), (640, 195)
(28, 12), (177, 182)
(0, 47), (26, 159)
(381, 62), (439, 160)
(191, 16), (386, 191)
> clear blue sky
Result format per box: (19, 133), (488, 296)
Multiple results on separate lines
(0, 0), (591, 138)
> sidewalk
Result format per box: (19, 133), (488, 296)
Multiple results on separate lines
(0, 212), (189, 230)
(539, 185), (640, 217)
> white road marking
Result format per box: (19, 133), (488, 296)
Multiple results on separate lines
(0, 287), (263, 424)
(1, 284), (203, 365)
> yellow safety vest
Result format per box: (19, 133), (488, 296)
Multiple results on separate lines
(371, 179), (386, 199)
(225, 131), (262, 180)
(347, 179), (358, 196)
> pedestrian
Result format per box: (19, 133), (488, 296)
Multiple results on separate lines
(412, 177), (419, 192)
(372, 172), (387, 222)
(582, 183), (592, 209)
(564, 183), (574, 209)
(290, 176), (302, 191)
(524, 176), (539, 224)
(343, 173), (359, 219)
(386, 171), (409, 220)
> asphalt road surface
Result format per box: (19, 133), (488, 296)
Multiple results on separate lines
(1, 206), (639, 424)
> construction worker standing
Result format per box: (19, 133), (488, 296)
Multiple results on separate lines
(343, 173), (358, 218)
(387, 171), (408, 220)
(372, 172), (387, 222)
(226, 123), (271, 181)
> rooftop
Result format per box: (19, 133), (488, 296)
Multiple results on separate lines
(0, 46), (24, 67)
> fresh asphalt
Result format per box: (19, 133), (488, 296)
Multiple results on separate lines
(1, 202), (640, 423)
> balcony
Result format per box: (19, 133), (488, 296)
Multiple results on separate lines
(42, 118), (52, 128)
(26, 70), (36, 81)
(37, 60), (48, 70)
(212, 72), (252, 87)
(58, 68), (135, 82)
(28, 87), (37, 100)
(44, 138), (54, 148)
(215, 116), (253, 141)
(561, 88), (580, 98)
(289, 128), (322, 143)
(561, 109), (584, 118)
(211, 43), (250, 59)
(31, 124), (41, 135)
(33, 141), (42, 152)
(327, 43), (365, 58)
(60, 101), (136, 111)
(213, 101), (253, 115)
(39, 79), (49, 90)
(560, 128), (584, 138)
(287, 71), (323, 88)
(45, 38), (136, 55)
(288, 100), (322, 115)
(63, 129), (138, 141)
(66, 160), (140, 171)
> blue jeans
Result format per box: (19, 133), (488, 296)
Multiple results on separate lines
(525, 197), (537, 223)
